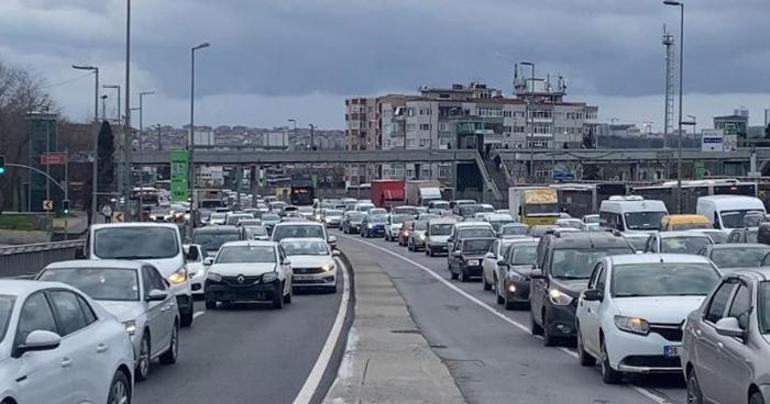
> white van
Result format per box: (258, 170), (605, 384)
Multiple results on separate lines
(696, 195), (766, 234)
(84, 223), (195, 327)
(599, 195), (668, 233)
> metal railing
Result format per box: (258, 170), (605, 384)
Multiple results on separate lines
(0, 240), (85, 278)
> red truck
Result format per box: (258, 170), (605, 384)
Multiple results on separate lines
(370, 180), (405, 209)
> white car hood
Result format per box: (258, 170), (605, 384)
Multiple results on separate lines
(613, 296), (705, 323)
(429, 235), (450, 243)
(288, 255), (334, 268)
(98, 301), (145, 323)
(209, 262), (277, 276)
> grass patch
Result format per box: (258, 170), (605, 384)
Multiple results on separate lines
(0, 214), (38, 231)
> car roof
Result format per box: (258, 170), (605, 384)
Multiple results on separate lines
(195, 225), (241, 233)
(550, 232), (632, 249)
(45, 259), (143, 270)
(428, 218), (458, 224)
(502, 223), (528, 227)
(92, 222), (179, 230)
(274, 221), (323, 226)
(220, 240), (276, 248)
(608, 253), (712, 266)
(658, 231), (712, 239)
(728, 268), (770, 282)
(486, 214), (514, 220)
(455, 222), (493, 228)
(502, 237), (537, 244)
(0, 279), (78, 297)
(461, 237), (496, 242)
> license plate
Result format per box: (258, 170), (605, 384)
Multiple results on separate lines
(294, 275), (313, 281)
(663, 345), (681, 357)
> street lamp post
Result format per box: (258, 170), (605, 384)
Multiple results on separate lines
(137, 91), (155, 219)
(664, 0), (685, 213)
(190, 42), (210, 227)
(103, 85), (121, 123)
(72, 65), (99, 224)
(100, 95), (108, 122)
(520, 61), (535, 179)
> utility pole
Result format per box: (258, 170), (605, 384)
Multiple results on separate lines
(664, 0), (685, 213)
(124, 0), (132, 208)
(520, 62), (535, 180)
(190, 42), (210, 227)
(103, 85), (121, 124)
(100, 95), (108, 122)
(72, 65), (99, 224)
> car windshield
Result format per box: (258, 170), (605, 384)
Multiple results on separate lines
(272, 224), (325, 241)
(39, 267), (140, 301)
(391, 214), (411, 224)
(611, 263), (719, 297)
(624, 211), (666, 231)
(298, 207), (314, 213)
(94, 227), (179, 259)
(624, 236), (648, 252)
(458, 206), (478, 216)
(262, 214), (280, 221)
(660, 236), (712, 255)
(210, 213), (226, 220)
(759, 282), (770, 334)
(501, 225), (528, 236)
(458, 228), (495, 238)
(0, 295), (15, 343)
(711, 246), (770, 269)
(431, 202), (450, 210)
(722, 209), (763, 229)
(368, 215), (387, 224)
(477, 205), (495, 213)
(245, 226), (268, 236)
(226, 215), (251, 225)
(462, 239), (493, 253)
(489, 220), (514, 232)
(430, 223), (453, 235)
(509, 245), (537, 266)
(704, 231), (728, 244)
(394, 207), (418, 215)
(671, 223), (712, 231)
(551, 248), (633, 279)
(326, 210), (343, 216)
(414, 221), (428, 230)
(527, 203), (559, 214)
(558, 220), (584, 230)
(347, 212), (365, 221)
(194, 232), (242, 251)
(280, 240), (330, 256)
(216, 246), (276, 263)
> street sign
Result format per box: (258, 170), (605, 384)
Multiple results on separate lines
(42, 200), (53, 211)
(112, 212), (125, 223)
(40, 153), (66, 166)
(170, 149), (189, 203)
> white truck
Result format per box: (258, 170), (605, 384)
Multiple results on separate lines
(405, 180), (443, 207)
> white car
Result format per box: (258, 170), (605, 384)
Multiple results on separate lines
(280, 238), (340, 292)
(643, 231), (713, 255)
(481, 238), (519, 291)
(0, 280), (134, 403)
(204, 240), (294, 309)
(38, 260), (180, 381)
(209, 212), (227, 225)
(384, 213), (411, 242)
(184, 244), (209, 296)
(86, 223), (195, 327)
(575, 254), (721, 384)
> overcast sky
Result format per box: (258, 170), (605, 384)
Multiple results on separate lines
(2, 0), (769, 130)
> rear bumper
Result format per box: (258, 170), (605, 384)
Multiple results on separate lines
(205, 281), (278, 302)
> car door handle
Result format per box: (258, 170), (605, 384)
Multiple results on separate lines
(61, 357), (73, 368)
(694, 328), (702, 338)
(97, 343), (109, 353)
(717, 342), (724, 350)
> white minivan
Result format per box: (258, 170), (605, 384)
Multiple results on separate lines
(696, 195), (766, 234)
(83, 223), (195, 327)
(599, 195), (668, 233)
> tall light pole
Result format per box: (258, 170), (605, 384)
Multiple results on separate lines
(687, 114), (696, 137)
(103, 85), (121, 123)
(309, 123), (315, 150)
(520, 61), (535, 179)
(100, 95), (108, 122)
(72, 65), (99, 224)
(137, 91), (155, 219)
(190, 42), (210, 227)
(288, 119), (297, 149)
(124, 0), (132, 206)
(664, 0), (684, 213)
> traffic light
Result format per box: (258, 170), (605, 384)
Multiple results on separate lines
(62, 200), (70, 216)
(0, 155), (5, 175)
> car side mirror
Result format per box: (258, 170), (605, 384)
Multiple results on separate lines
(203, 257), (214, 266)
(282, 258), (291, 266)
(484, 252), (495, 259)
(146, 289), (168, 302)
(715, 317), (745, 338)
(530, 268), (545, 279)
(497, 259), (509, 268)
(453, 250), (462, 256)
(332, 250), (341, 257)
(75, 248), (86, 260)
(582, 289), (604, 302)
(17, 330), (61, 356)
(328, 235), (337, 245)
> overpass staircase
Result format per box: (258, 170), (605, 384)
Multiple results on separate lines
(473, 152), (503, 203)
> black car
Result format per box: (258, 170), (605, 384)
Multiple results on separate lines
(448, 237), (495, 282)
(360, 214), (387, 238)
(496, 240), (538, 310)
(192, 225), (247, 256)
(529, 232), (634, 346)
(342, 211), (365, 234)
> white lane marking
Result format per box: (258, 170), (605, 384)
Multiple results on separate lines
(193, 311), (205, 320)
(292, 257), (351, 404)
(341, 235), (670, 404)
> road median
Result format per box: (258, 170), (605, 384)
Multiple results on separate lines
(324, 240), (465, 404)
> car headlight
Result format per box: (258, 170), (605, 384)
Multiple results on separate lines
(262, 272), (278, 283)
(123, 320), (137, 336)
(507, 284), (517, 293)
(548, 288), (574, 306)
(368, 223), (374, 228)
(167, 268), (188, 285)
(321, 263), (336, 272)
(614, 315), (650, 336)
(404, 231), (410, 237)
(418, 233), (426, 240)
(207, 272), (223, 283)
(466, 259), (479, 266)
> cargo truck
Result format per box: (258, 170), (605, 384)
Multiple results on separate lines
(370, 180), (406, 209)
(508, 187), (560, 225)
(405, 180), (443, 207)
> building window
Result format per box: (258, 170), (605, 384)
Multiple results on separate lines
(420, 124), (431, 131)
(406, 123), (416, 131)
(439, 166), (450, 178)
(438, 122), (448, 132)
(407, 108), (416, 117)
(503, 110), (512, 118)
(503, 125), (512, 134)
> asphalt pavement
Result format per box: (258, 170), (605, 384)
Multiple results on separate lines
(335, 231), (687, 404)
(134, 270), (346, 404)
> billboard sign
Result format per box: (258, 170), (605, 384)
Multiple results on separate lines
(170, 149), (189, 202)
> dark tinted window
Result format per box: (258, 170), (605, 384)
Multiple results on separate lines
(509, 245), (537, 265)
(16, 293), (58, 343)
(550, 247), (633, 279)
(705, 282), (736, 323)
(728, 284), (752, 330)
(462, 239), (494, 252)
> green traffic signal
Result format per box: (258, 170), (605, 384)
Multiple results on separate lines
(0, 155), (5, 175)
(62, 200), (70, 216)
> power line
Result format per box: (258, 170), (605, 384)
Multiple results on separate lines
(39, 72), (93, 90)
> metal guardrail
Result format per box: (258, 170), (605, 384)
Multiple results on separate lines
(0, 240), (85, 278)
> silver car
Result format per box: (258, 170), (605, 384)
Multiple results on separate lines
(38, 260), (179, 382)
(682, 268), (770, 404)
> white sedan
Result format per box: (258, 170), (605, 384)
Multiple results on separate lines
(575, 254), (721, 384)
(280, 238), (340, 292)
(184, 244), (209, 296)
(0, 280), (134, 403)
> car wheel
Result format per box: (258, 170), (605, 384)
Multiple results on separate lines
(750, 393), (765, 404)
(530, 309), (543, 336)
(180, 301), (194, 328)
(272, 282), (285, 309)
(576, 323), (596, 367)
(459, 268), (468, 283)
(205, 299), (217, 310)
(408, 242), (413, 251)
(136, 333), (151, 382)
(542, 308), (558, 347)
(600, 338), (622, 384)
(107, 370), (131, 404)
(686, 370), (703, 404)
(450, 267), (458, 280)
(496, 288), (505, 305)
(482, 275), (492, 291)
(159, 323), (179, 365)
